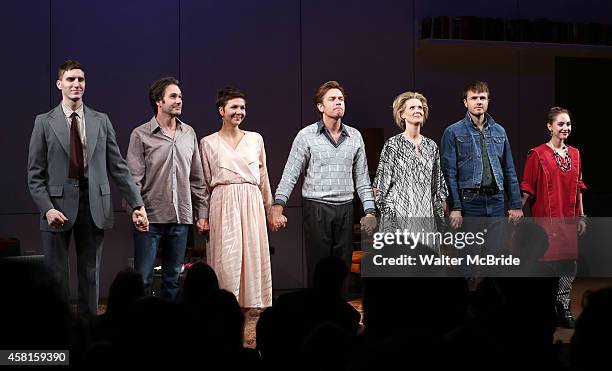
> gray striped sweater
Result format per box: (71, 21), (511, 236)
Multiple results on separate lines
(274, 121), (375, 213)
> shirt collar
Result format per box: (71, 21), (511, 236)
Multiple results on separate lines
(61, 103), (84, 119)
(316, 120), (350, 137)
(466, 112), (490, 131)
(150, 116), (184, 133)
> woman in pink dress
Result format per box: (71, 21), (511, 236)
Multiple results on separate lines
(200, 87), (273, 309)
(520, 106), (587, 328)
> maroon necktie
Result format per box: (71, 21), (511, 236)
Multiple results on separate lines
(69, 112), (85, 179)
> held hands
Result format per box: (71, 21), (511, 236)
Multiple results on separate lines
(268, 204), (287, 232)
(360, 214), (377, 235)
(507, 208), (523, 224)
(372, 187), (379, 199)
(196, 218), (210, 235)
(449, 210), (463, 230)
(45, 208), (68, 229)
(132, 206), (149, 232)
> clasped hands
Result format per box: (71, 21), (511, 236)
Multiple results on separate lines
(132, 206), (150, 232)
(196, 218), (210, 235)
(268, 204), (287, 232)
(360, 214), (377, 235)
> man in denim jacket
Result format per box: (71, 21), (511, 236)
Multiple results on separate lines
(441, 81), (522, 257)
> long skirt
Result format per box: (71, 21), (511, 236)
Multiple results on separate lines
(207, 183), (272, 308)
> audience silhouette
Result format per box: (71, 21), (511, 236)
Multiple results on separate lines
(2, 228), (610, 370)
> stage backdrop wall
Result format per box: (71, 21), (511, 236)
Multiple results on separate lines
(1, 0), (612, 299)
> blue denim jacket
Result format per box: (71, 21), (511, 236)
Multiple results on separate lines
(441, 112), (521, 210)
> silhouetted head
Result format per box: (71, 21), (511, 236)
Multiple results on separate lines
(181, 261), (219, 305)
(0, 259), (71, 349)
(571, 286), (612, 369)
(105, 267), (145, 318)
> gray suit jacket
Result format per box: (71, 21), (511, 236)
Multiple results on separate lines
(28, 104), (144, 231)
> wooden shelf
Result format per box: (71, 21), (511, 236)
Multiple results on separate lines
(418, 38), (612, 51)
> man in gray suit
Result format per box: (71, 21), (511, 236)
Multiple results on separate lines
(28, 60), (148, 317)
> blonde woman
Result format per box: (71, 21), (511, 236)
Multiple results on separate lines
(373, 92), (447, 248)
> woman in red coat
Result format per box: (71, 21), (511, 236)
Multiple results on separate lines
(520, 106), (587, 328)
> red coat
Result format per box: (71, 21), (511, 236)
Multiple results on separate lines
(520, 144), (586, 261)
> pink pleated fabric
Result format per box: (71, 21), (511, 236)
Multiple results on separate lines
(200, 131), (273, 308)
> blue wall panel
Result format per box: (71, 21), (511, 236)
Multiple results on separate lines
(180, 0), (303, 288)
(301, 0), (415, 137)
(48, 0), (180, 297)
(2, 0), (612, 295)
(0, 1), (50, 214)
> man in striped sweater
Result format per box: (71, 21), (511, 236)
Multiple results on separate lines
(269, 80), (376, 287)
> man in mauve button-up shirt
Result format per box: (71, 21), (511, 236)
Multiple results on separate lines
(126, 77), (207, 301)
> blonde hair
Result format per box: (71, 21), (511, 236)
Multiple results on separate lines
(392, 92), (429, 130)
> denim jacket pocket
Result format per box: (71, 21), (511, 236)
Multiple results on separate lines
(456, 136), (473, 168)
(492, 136), (505, 157)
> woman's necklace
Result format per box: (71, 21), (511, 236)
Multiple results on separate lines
(548, 141), (571, 173)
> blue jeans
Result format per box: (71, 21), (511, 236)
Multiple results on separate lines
(461, 189), (505, 218)
(460, 190), (506, 278)
(133, 223), (189, 302)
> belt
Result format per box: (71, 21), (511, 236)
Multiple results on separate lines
(462, 187), (499, 196)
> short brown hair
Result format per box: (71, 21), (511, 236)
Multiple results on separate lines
(313, 80), (345, 108)
(392, 92), (429, 130)
(547, 106), (570, 123)
(463, 81), (490, 100)
(57, 60), (85, 80)
(216, 87), (247, 110)
(148, 77), (180, 115)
